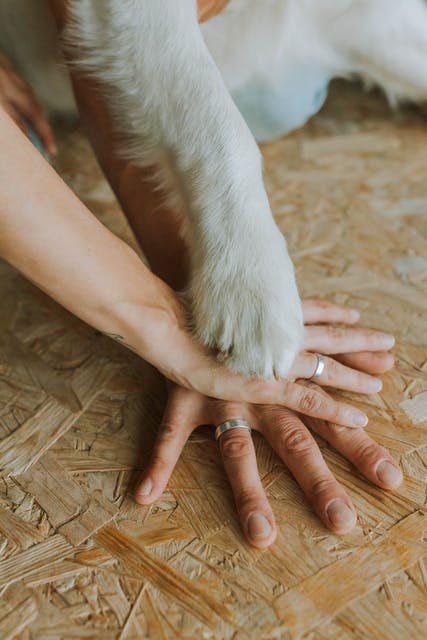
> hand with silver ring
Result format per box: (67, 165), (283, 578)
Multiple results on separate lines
(135, 300), (401, 548)
(175, 299), (396, 430)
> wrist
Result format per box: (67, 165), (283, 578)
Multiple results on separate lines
(104, 268), (185, 358)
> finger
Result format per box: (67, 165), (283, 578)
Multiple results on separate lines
(215, 374), (369, 428)
(166, 330), (368, 427)
(302, 300), (360, 325)
(12, 89), (57, 155)
(279, 381), (369, 428)
(293, 352), (382, 395)
(134, 391), (195, 505)
(218, 420), (277, 548)
(334, 351), (394, 374)
(206, 365), (370, 428)
(262, 411), (357, 534)
(304, 325), (395, 354)
(310, 419), (403, 490)
(303, 385), (403, 490)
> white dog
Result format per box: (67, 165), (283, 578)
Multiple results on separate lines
(1, 0), (426, 377)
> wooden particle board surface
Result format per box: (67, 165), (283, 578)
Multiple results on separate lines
(0, 80), (426, 639)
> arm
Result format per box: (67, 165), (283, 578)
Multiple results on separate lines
(0, 106), (180, 348)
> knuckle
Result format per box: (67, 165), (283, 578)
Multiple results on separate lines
(315, 299), (329, 310)
(160, 420), (177, 438)
(234, 486), (263, 511)
(328, 326), (344, 340)
(157, 420), (180, 445)
(324, 358), (338, 382)
(299, 389), (322, 414)
(310, 475), (336, 499)
(148, 452), (169, 475)
(328, 402), (342, 424)
(355, 441), (384, 465)
(221, 433), (251, 459)
(279, 425), (313, 456)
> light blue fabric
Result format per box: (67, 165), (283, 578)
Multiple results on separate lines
(27, 121), (49, 159)
(232, 65), (331, 142)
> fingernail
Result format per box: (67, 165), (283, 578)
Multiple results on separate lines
(376, 460), (403, 487)
(351, 412), (368, 427)
(380, 334), (395, 349)
(247, 512), (272, 540)
(349, 309), (360, 322)
(369, 378), (382, 393)
(327, 500), (356, 530)
(136, 478), (152, 497)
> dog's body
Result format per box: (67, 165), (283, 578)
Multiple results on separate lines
(1, 0), (426, 377)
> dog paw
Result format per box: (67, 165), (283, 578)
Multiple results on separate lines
(190, 228), (304, 378)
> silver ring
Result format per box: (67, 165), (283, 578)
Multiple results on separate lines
(309, 353), (325, 380)
(215, 419), (252, 441)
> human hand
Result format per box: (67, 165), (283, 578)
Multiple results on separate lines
(134, 301), (402, 547)
(135, 294), (394, 429)
(0, 51), (56, 154)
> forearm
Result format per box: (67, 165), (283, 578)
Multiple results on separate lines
(0, 107), (179, 355)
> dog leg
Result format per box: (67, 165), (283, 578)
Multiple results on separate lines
(67, 0), (303, 378)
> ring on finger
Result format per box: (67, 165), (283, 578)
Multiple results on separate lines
(215, 418), (252, 441)
(309, 353), (326, 380)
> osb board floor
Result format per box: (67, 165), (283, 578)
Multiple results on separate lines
(0, 80), (426, 640)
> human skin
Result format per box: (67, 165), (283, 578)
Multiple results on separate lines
(45, 1), (402, 546)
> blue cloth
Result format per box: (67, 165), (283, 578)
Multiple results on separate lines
(27, 121), (49, 159)
(232, 65), (331, 142)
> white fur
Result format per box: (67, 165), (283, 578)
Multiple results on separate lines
(1, 0), (426, 377)
(202, 0), (427, 104)
(65, 0), (304, 379)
